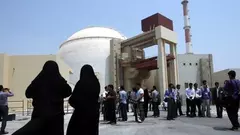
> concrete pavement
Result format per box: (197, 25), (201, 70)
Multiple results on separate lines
(6, 106), (240, 135)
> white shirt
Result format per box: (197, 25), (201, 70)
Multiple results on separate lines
(216, 87), (219, 98)
(137, 88), (144, 102)
(102, 91), (108, 98)
(186, 88), (195, 99)
(152, 90), (159, 102)
(195, 88), (202, 98)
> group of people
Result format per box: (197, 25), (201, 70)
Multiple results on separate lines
(101, 84), (161, 124)
(164, 70), (240, 131)
(101, 70), (239, 131)
(10, 61), (101, 135)
(0, 60), (239, 134)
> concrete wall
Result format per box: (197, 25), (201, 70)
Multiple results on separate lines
(142, 53), (213, 103)
(0, 54), (71, 112)
(177, 54), (212, 90)
(0, 54), (10, 87)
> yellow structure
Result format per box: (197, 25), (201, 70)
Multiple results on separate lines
(0, 53), (71, 112)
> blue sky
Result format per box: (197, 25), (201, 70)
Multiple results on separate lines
(0, 0), (239, 72)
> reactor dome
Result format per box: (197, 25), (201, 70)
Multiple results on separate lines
(59, 26), (127, 92)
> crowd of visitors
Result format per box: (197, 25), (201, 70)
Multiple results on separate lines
(0, 61), (239, 134)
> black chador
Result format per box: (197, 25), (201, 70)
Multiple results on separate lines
(12, 61), (72, 135)
(67, 65), (100, 135)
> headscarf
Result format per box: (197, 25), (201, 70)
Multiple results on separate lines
(70, 64), (100, 107)
(32, 60), (65, 85)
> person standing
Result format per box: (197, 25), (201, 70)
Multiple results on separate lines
(201, 80), (211, 118)
(193, 83), (202, 117)
(176, 84), (183, 116)
(13, 60), (72, 135)
(136, 83), (145, 123)
(119, 86), (128, 121)
(102, 86), (109, 121)
(185, 83), (195, 117)
(172, 86), (177, 118)
(151, 86), (160, 117)
(130, 88), (137, 113)
(212, 82), (224, 118)
(106, 85), (117, 125)
(144, 89), (150, 117)
(0, 86), (14, 134)
(67, 64), (100, 135)
(164, 83), (176, 120)
(224, 70), (240, 131)
(130, 88), (138, 122)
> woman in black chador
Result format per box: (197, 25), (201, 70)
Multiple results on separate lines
(67, 64), (100, 135)
(12, 60), (72, 135)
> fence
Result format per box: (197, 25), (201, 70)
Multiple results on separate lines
(8, 100), (25, 116)
(8, 99), (73, 116)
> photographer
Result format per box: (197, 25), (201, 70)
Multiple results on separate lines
(0, 86), (14, 134)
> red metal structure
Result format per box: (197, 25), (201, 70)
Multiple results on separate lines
(135, 54), (175, 70)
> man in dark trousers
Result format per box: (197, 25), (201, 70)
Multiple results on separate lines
(164, 83), (176, 120)
(224, 70), (240, 130)
(0, 86), (14, 134)
(212, 82), (224, 118)
(143, 89), (150, 117)
(176, 84), (183, 116)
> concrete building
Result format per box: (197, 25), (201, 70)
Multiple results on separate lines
(0, 53), (71, 111)
(213, 68), (240, 87)
(59, 27), (127, 93)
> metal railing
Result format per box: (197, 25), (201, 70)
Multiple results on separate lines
(8, 100), (25, 116)
(8, 100), (73, 116)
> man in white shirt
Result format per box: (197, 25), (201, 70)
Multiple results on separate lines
(176, 84), (183, 116)
(102, 86), (108, 121)
(119, 86), (128, 121)
(185, 83), (195, 117)
(193, 83), (202, 117)
(135, 83), (145, 123)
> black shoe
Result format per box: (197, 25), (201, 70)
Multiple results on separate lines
(0, 131), (8, 134)
(230, 127), (238, 131)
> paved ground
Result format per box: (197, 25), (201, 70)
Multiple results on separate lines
(6, 106), (240, 135)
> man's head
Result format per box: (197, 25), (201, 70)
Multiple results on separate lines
(153, 86), (157, 90)
(3, 88), (9, 92)
(107, 84), (114, 91)
(136, 83), (141, 90)
(189, 83), (193, 89)
(120, 86), (124, 91)
(168, 83), (174, 89)
(194, 83), (198, 89)
(0, 85), (3, 91)
(132, 87), (137, 92)
(176, 84), (181, 90)
(215, 82), (219, 88)
(228, 70), (236, 79)
(202, 80), (207, 85)
(105, 86), (108, 91)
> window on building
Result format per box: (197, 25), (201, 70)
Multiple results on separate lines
(183, 63), (186, 66)
(184, 83), (189, 89)
(189, 63), (192, 66)
(196, 63), (198, 66)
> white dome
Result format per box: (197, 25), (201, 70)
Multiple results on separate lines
(59, 26), (126, 93)
(66, 26), (126, 42)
